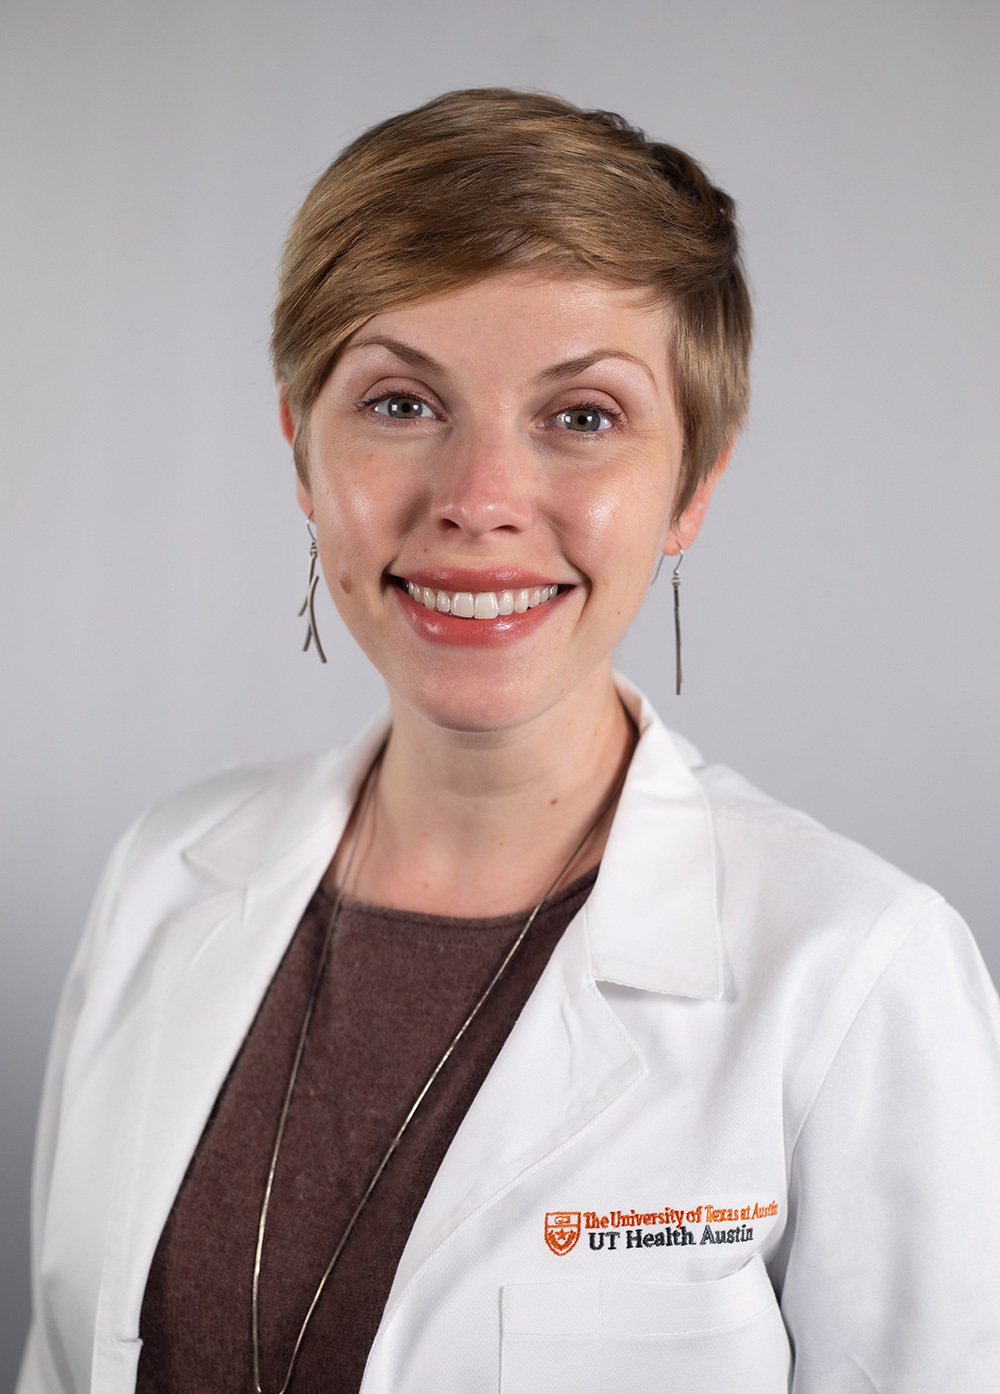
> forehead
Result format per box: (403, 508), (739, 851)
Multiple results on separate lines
(339, 270), (672, 385)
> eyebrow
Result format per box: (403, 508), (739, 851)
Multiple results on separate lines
(344, 336), (449, 378)
(530, 349), (657, 388)
(344, 336), (656, 388)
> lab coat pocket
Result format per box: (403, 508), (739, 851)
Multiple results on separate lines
(500, 1254), (790, 1394)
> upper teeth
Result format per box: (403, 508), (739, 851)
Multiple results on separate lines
(405, 582), (560, 618)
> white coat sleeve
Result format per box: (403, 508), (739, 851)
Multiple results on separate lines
(15, 813), (149, 1394)
(778, 899), (1000, 1392)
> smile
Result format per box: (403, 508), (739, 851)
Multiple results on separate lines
(403, 580), (561, 619)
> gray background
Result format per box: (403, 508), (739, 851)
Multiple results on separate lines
(2, 0), (997, 1381)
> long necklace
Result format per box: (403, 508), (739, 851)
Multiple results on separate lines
(251, 725), (636, 1394)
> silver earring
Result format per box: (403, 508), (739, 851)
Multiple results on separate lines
(671, 550), (684, 695)
(297, 520), (327, 663)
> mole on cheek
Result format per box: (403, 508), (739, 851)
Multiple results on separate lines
(338, 569), (353, 595)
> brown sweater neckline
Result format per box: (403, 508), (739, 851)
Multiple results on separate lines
(318, 863), (599, 929)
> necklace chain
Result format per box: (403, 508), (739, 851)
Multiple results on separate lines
(251, 726), (635, 1394)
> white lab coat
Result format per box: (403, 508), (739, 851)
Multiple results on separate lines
(18, 680), (1000, 1393)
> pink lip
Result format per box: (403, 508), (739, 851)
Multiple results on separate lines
(393, 567), (568, 592)
(392, 579), (568, 647)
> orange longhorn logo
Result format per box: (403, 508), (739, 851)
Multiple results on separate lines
(544, 1212), (581, 1256)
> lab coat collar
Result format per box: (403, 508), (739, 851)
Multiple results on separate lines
(181, 677), (723, 1002)
(181, 706), (391, 889)
(587, 677), (724, 1001)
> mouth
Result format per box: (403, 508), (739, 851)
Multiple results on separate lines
(399, 579), (562, 619)
(389, 572), (571, 647)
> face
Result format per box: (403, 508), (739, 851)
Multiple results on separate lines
(288, 270), (721, 733)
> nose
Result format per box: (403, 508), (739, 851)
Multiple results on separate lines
(429, 428), (534, 539)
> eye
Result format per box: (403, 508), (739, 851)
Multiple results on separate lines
(554, 405), (617, 433)
(366, 393), (439, 420)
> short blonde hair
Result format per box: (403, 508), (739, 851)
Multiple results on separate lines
(272, 88), (752, 519)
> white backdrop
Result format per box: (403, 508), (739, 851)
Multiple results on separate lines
(2, 0), (998, 1378)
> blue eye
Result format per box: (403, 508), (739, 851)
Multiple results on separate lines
(370, 394), (438, 420)
(556, 406), (613, 432)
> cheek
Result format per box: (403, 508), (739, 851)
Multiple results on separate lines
(326, 455), (386, 529)
(313, 452), (403, 598)
(571, 472), (672, 595)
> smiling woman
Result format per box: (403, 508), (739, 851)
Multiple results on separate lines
(17, 90), (1000, 1394)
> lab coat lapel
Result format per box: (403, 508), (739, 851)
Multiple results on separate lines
(585, 681), (724, 999)
(97, 717), (391, 1345)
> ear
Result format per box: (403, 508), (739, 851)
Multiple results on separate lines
(280, 390), (315, 518)
(279, 389), (297, 447)
(662, 443), (733, 556)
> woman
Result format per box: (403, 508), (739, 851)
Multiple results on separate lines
(19, 89), (1000, 1394)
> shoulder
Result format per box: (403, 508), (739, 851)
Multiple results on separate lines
(684, 748), (997, 1096)
(136, 753), (311, 837)
(692, 754), (925, 911)
(612, 682), (969, 1007)
(105, 704), (393, 911)
(121, 751), (329, 882)
(624, 677), (934, 941)
(81, 746), (360, 967)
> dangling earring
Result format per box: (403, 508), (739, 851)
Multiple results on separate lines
(297, 519), (327, 663)
(671, 550), (684, 695)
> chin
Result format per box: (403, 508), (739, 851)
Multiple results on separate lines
(389, 662), (573, 736)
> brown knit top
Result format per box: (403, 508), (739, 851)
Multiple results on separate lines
(136, 866), (597, 1393)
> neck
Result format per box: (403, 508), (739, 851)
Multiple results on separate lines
(332, 666), (634, 916)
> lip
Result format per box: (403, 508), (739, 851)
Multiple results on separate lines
(394, 567), (567, 591)
(391, 576), (569, 647)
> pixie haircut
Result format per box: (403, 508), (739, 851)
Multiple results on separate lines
(272, 88), (752, 520)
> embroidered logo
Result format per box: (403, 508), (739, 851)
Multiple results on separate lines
(543, 1201), (779, 1254)
(544, 1211), (582, 1256)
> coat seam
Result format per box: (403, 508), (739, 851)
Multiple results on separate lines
(787, 888), (945, 1167)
